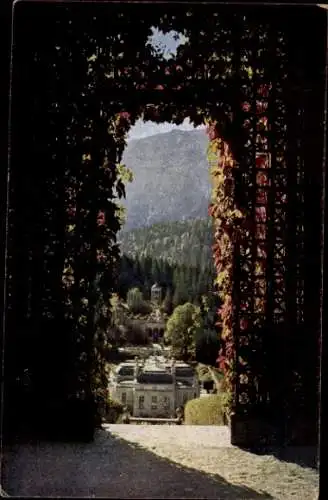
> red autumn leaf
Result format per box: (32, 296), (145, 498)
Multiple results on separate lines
(256, 224), (266, 239)
(255, 206), (267, 223)
(212, 243), (221, 253)
(67, 206), (76, 217)
(242, 102), (251, 112)
(256, 101), (268, 114)
(119, 111), (130, 120)
(256, 171), (269, 186)
(208, 204), (218, 217)
(258, 83), (271, 98)
(256, 154), (268, 169)
(207, 125), (219, 140)
(256, 190), (268, 205)
(240, 318), (249, 331)
(97, 211), (105, 226)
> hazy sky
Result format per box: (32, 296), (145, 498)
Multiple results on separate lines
(128, 28), (205, 141)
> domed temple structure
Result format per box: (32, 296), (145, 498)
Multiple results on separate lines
(150, 282), (162, 305)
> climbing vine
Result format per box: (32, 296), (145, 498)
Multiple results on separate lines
(7, 4), (274, 419)
(206, 79), (272, 412)
(207, 122), (245, 406)
(6, 3), (322, 442)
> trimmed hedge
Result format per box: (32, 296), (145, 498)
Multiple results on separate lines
(105, 397), (125, 423)
(184, 394), (227, 425)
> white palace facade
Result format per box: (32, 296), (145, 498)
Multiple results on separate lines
(108, 356), (200, 418)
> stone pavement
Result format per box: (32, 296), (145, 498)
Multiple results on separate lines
(1, 425), (318, 499)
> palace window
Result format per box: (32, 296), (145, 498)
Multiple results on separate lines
(139, 395), (145, 409)
(151, 395), (158, 410)
(121, 392), (127, 404)
(163, 396), (170, 409)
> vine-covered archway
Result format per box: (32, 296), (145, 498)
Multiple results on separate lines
(4, 2), (325, 445)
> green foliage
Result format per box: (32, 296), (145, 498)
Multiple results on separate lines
(127, 287), (143, 310)
(172, 267), (190, 307)
(105, 397), (125, 423)
(117, 252), (216, 311)
(193, 295), (221, 365)
(126, 287), (152, 315)
(196, 364), (213, 382)
(184, 394), (227, 425)
(115, 164), (134, 226)
(162, 287), (173, 315)
(125, 322), (150, 345)
(164, 302), (201, 361)
(119, 218), (214, 270)
(117, 163), (134, 184)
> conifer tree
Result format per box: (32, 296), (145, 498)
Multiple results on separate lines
(162, 286), (173, 315)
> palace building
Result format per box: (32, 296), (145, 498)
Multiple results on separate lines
(108, 356), (200, 418)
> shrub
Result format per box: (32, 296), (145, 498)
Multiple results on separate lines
(196, 365), (213, 382)
(184, 394), (227, 425)
(105, 397), (124, 423)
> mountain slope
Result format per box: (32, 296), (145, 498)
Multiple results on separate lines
(118, 217), (214, 270)
(121, 128), (210, 230)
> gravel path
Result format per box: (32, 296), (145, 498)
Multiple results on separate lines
(1, 424), (319, 499)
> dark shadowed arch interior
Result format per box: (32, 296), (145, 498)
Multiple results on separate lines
(2, 2), (326, 453)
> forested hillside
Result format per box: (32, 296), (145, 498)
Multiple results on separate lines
(116, 217), (216, 310)
(117, 252), (216, 309)
(118, 217), (214, 270)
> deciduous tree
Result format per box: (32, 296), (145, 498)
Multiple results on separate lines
(165, 302), (201, 361)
